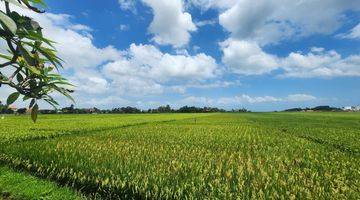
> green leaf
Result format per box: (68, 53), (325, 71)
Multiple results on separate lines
(0, 11), (17, 34)
(16, 73), (24, 83)
(26, 66), (41, 75)
(7, 92), (20, 105)
(52, 85), (75, 103)
(22, 32), (55, 48)
(0, 53), (12, 60)
(44, 98), (58, 109)
(23, 96), (31, 101)
(37, 46), (63, 68)
(29, 99), (35, 108)
(28, 0), (46, 7)
(19, 45), (36, 66)
(31, 104), (38, 123)
(50, 81), (74, 87)
(3, 0), (27, 9)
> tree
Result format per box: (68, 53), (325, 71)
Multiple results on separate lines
(61, 104), (75, 114)
(0, 100), (5, 113)
(0, 0), (73, 122)
(16, 107), (27, 114)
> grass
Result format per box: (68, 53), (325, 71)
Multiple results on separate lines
(0, 112), (359, 199)
(0, 166), (82, 200)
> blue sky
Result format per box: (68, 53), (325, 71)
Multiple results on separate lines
(2, 0), (360, 111)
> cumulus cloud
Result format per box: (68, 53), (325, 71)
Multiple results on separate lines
(221, 38), (360, 77)
(219, 0), (275, 41)
(215, 0), (360, 45)
(281, 48), (360, 78)
(188, 0), (360, 78)
(142, 0), (197, 47)
(68, 70), (110, 95)
(104, 43), (218, 81)
(221, 39), (279, 75)
(102, 43), (219, 95)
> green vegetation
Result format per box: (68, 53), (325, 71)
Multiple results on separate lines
(0, 0), (73, 122)
(0, 113), (359, 199)
(0, 166), (82, 200)
(0, 113), (207, 143)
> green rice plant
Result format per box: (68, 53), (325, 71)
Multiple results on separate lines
(0, 113), (359, 199)
(0, 113), (210, 143)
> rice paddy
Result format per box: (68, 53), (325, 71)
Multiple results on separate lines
(0, 112), (359, 199)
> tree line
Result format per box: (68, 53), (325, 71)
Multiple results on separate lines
(57, 105), (250, 114)
(0, 102), (250, 114)
(283, 106), (342, 112)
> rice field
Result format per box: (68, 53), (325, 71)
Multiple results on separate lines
(0, 113), (359, 199)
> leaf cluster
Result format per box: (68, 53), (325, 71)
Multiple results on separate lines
(0, 0), (73, 122)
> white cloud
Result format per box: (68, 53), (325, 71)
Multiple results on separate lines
(185, 0), (237, 11)
(168, 86), (187, 94)
(179, 93), (317, 107)
(32, 11), (214, 106)
(195, 19), (217, 27)
(187, 80), (241, 89)
(219, 0), (275, 40)
(119, 24), (130, 31)
(221, 38), (360, 77)
(218, 95), (282, 105)
(18, 11), (123, 70)
(187, 0), (360, 78)
(104, 43), (218, 81)
(68, 70), (110, 95)
(1, 2), (351, 110)
(338, 23), (360, 39)
(76, 95), (131, 108)
(192, 45), (201, 53)
(0, 6), (125, 108)
(118, 0), (137, 13)
(221, 39), (279, 75)
(102, 43), (219, 95)
(180, 96), (215, 105)
(287, 94), (317, 102)
(217, 0), (360, 45)
(142, 0), (197, 47)
(109, 76), (165, 96)
(69, 24), (93, 32)
(281, 49), (360, 78)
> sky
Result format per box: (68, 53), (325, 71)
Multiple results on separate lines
(1, 0), (360, 111)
